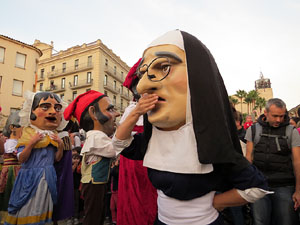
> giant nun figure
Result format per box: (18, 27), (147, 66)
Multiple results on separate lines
(113, 30), (269, 225)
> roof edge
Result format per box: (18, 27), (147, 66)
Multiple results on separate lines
(0, 34), (42, 57)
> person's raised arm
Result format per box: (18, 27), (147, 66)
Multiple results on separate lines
(115, 94), (158, 140)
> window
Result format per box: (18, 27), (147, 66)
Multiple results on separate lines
(105, 59), (108, 66)
(39, 83), (43, 91)
(75, 59), (79, 70)
(60, 94), (64, 100)
(61, 78), (65, 89)
(113, 80), (116, 90)
(104, 90), (108, 96)
(0, 76), (2, 89)
(50, 80), (55, 90)
(74, 75), (78, 86)
(0, 47), (5, 63)
(72, 91), (77, 100)
(114, 66), (117, 75)
(121, 71), (124, 80)
(113, 95), (116, 105)
(51, 66), (55, 72)
(88, 56), (92, 66)
(62, 63), (66, 73)
(15, 53), (26, 69)
(86, 88), (91, 92)
(12, 79), (23, 96)
(121, 99), (123, 110)
(87, 72), (92, 83)
(104, 75), (107, 85)
(120, 85), (123, 94)
(40, 69), (44, 78)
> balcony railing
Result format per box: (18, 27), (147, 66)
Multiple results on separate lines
(70, 79), (93, 90)
(37, 76), (45, 82)
(103, 81), (120, 94)
(47, 63), (93, 78)
(45, 85), (65, 93)
(104, 65), (123, 82)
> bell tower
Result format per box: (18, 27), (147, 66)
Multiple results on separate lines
(255, 72), (273, 100)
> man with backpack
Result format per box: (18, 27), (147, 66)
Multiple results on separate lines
(245, 98), (300, 225)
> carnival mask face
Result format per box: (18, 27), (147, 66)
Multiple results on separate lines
(137, 44), (187, 131)
(92, 97), (120, 136)
(31, 97), (63, 130)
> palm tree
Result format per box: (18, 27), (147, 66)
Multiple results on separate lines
(247, 90), (259, 112)
(243, 95), (252, 115)
(229, 96), (239, 107)
(235, 90), (247, 113)
(254, 96), (267, 115)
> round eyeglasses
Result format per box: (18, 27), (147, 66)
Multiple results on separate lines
(137, 57), (171, 82)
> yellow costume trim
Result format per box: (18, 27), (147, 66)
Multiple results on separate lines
(16, 127), (58, 149)
(5, 210), (52, 224)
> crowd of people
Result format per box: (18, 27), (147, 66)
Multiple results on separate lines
(0, 30), (300, 225)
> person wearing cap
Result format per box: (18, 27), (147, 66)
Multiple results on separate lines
(0, 112), (22, 223)
(113, 30), (270, 225)
(5, 91), (67, 225)
(64, 90), (120, 225)
(117, 59), (157, 225)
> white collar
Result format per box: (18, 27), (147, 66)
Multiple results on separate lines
(30, 124), (55, 136)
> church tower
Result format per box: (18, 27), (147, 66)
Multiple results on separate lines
(255, 72), (273, 101)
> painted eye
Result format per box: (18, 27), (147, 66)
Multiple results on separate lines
(161, 64), (171, 74)
(41, 105), (50, 111)
(54, 105), (62, 112)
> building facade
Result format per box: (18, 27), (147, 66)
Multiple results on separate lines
(0, 35), (42, 129)
(33, 39), (132, 116)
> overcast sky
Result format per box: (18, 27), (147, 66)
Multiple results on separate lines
(2, 0), (299, 109)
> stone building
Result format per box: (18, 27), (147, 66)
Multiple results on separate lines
(33, 39), (132, 115)
(0, 35), (42, 129)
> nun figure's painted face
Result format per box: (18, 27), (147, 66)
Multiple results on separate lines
(137, 44), (187, 131)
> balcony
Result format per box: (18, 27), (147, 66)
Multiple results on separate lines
(103, 81), (120, 94)
(120, 90), (131, 101)
(104, 65), (123, 83)
(45, 85), (65, 93)
(47, 63), (93, 78)
(70, 79), (93, 90)
(37, 75), (45, 82)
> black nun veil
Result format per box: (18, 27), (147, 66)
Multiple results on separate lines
(182, 31), (249, 171)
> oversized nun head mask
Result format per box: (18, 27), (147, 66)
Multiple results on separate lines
(137, 36), (187, 131)
(137, 30), (246, 166)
